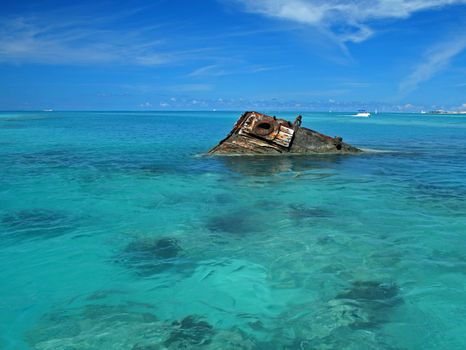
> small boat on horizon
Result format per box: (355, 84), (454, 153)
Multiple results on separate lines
(353, 110), (371, 118)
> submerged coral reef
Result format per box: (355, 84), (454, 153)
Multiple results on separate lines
(1, 208), (75, 242)
(116, 237), (193, 276)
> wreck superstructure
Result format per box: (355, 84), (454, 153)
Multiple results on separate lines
(208, 111), (361, 155)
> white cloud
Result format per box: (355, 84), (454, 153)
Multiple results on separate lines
(187, 63), (290, 77)
(233, 0), (466, 43)
(399, 36), (466, 94)
(0, 15), (160, 65)
(135, 54), (173, 66)
(169, 84), (213, 92)
(340, 82), (371, 88)
(188, 65), (228, 77)
(0, 14), (210, 66)
(139, 102), (153, 108)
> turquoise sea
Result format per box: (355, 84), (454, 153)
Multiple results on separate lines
(0, 111), (465, 349)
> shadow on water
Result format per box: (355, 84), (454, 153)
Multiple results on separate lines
(211, 154), (351, 177)
(1, 208), (76, 243)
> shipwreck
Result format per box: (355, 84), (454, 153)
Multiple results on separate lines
(208, 111), (361, 155)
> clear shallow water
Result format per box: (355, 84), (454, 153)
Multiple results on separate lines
(0, 111), (465, 350)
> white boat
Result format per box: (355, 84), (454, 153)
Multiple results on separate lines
(354, 110), (371, 118)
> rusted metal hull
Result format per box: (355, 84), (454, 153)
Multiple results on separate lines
(208, 111), (361, 155)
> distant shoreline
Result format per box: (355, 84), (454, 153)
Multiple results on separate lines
(1, 110), (466, 114)
(427, 110), (466, 115)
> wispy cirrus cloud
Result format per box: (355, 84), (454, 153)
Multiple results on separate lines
(231, 0), (466, 43)
(168, 83), (214, 92)
(399, 36), (466, 94)
(0, 13), (210, 66)
(340, 82), (372, 88)
(188, 65), (228, 77)
(188, 63), (290, 77)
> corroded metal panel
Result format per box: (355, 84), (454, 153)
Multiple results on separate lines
(208, 111), (361, 155)
(274, 125), (295, 147)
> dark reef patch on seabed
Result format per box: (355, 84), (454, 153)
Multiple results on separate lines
(9, 149), (87, 169)
(116, 237), (194, 276)
(333, 280), (402, 329)
(5, 147), (214, 179)
(0, 123), (26, 129)
(263, 280), (404, 349)
(288, 204), (333, 220)
(164, 315), (215, 348)
(1, 208), (76, 242)
(428, 249), (466, 275)
(214, 193), (237, 205)
(26, 302), (258, 350)
(138, 163), (180, 175)
(408, 181), (466, 212)
(205, 210), (263, 236)
(25, 303), (158, 349)
(337, 280), (399, 301)
(23, 274), (406, 349)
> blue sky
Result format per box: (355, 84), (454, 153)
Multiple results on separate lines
(1, 0), (466, 111)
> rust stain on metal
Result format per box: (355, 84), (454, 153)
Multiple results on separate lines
(208, 111), (361, 155)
